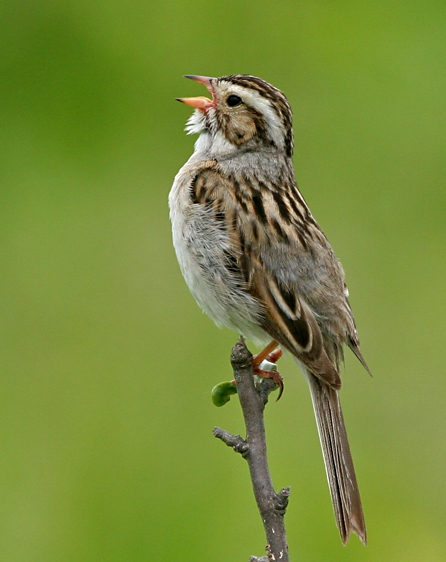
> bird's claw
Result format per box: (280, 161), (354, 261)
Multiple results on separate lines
(254, 366), (284, 401)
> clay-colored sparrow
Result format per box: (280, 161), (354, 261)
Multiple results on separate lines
(169, 74), (368, 545)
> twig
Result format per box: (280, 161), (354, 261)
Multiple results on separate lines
(214, 338), (290, 561)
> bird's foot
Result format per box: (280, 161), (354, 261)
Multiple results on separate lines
(253, 342), (284, 400)
(253, 367), (284, 400)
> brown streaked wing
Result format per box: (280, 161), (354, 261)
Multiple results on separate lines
(187, 166), (342, 390)
(251, 265), (342, 390)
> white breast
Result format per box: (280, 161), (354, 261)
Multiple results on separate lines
(168, 160), (268, 346)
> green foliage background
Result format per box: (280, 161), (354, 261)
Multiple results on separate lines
(1, 1), (446, 560)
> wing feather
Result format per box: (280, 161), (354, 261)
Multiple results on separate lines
(252, 266), (342, 390)
(187, 165), (365, 389)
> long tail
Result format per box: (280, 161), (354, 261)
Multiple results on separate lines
(304, 369), (367, 545)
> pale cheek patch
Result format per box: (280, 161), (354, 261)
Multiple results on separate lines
(223, 84), (285, 151)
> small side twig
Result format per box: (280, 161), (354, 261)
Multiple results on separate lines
(214, 338), (290, 562)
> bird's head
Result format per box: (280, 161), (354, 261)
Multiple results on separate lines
(177, 74), (294, 159)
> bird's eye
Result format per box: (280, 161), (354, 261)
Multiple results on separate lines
(226, 95), (242, 107)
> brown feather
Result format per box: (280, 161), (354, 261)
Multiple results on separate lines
(305, 371), (367, 545)
(251, 267), (342, 390)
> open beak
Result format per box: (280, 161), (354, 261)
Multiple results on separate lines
(176, 75), (216, 110)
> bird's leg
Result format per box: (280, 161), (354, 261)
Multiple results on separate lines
(265, 348), (283, 364)
(252, 340), (279, 366)
(253, 340), (284, 400)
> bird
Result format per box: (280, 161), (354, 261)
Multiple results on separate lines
(169, 74), (368, 545)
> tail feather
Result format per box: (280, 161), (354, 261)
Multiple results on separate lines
(304, 368), (367, 545)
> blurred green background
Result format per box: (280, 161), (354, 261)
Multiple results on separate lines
(1, 1), (445, 560)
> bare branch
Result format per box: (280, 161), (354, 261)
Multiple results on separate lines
(213, 427), (248, 455)
(214, 337), (290, 561)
